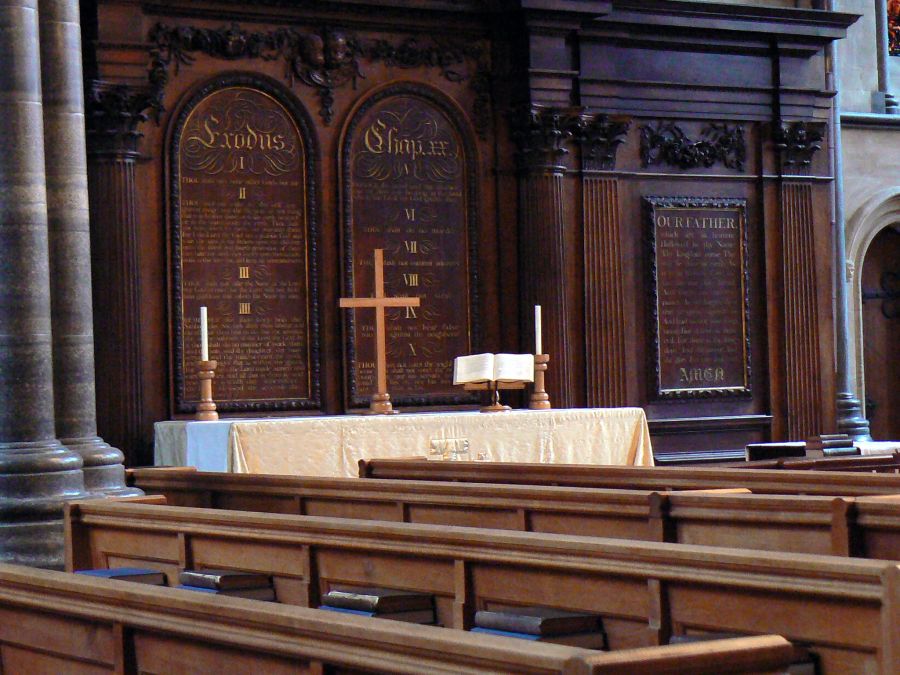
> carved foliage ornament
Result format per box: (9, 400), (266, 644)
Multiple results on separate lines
(576, 115), (631, 171)
(147, 23), (490, 133)
(510, 105), (580, 171)
(86, 81), (155, 155)
(510, 107), (631, 172)
(640, 122), (746, 172)
(774, 121), (825, 172)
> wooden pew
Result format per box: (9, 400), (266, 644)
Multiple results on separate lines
(358, 458), (900, 496)
(65, 499), (900, 673)
(0, 564), (800, 674)
(720, 453), (900, 473)
(129, 467), (900, 560)
(129, 467), (690, 542)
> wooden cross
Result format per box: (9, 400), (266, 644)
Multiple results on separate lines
(340, 249), (420, 414)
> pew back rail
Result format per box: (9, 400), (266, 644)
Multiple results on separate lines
(65, 500), (900, 674)
(0, 563), (802, 674)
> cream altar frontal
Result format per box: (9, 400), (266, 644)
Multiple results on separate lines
(154, 408), (654, 477)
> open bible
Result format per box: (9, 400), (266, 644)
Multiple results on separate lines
(453, 353), (535, 386)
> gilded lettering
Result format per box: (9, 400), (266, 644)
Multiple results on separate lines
(364, 119), (387, 154)
(199, 116), (219, 148)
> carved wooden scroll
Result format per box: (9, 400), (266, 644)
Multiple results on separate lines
(170, 76), (319, 413)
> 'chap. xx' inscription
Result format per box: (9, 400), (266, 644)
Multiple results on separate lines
(343, 87), (479, 408)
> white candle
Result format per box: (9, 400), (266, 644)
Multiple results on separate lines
(200, 306), (209, 361)
(534, 305), (542, 355)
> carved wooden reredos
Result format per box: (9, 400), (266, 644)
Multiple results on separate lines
(82, 0), (856, 465)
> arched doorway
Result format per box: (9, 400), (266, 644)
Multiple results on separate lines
(861, 225), (900, 439)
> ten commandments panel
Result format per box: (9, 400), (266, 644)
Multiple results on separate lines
(171, 79), (319, 412)
(342, 85), (479, 407)
(646, 197), (751, 398)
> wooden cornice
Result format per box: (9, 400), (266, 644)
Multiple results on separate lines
(593, 1), (859, 43)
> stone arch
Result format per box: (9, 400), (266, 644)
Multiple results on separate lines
(846, 189), (900, 419)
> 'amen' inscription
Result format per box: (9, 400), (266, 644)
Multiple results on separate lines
(648, 198), (751, 398)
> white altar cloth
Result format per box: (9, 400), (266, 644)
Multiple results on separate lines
(154, 408), (654, 478)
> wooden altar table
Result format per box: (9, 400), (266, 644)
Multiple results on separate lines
(154, 408), (653, 478)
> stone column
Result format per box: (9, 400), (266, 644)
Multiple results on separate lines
(873, 0), (898, 114)
(0, 0), (87, 568)
(827, 28), (872, 439)
(39, 0), (140, 496)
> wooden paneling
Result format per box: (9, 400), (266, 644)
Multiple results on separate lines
(83, 0), (857, 463)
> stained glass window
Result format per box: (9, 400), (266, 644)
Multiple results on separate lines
(890, 0), (900, 55)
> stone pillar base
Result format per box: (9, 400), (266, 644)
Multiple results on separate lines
(0, 440), (87, 568)
(62, 436), (143, 497)
(836, 393), (873, 441)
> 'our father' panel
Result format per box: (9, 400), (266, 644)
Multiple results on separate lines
(171, 81), (318, 413)
(342, 85), (478, 408)
(646, 197), (750, 398)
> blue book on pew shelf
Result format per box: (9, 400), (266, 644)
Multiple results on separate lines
(318, 604), (435, 624)
(177, 584), (276, 601)
(75, 568), (166, 586)
(470, 626), (607, 650)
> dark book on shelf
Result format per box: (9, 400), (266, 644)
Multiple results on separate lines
(178, 568), (272, 591)
(805, 434), (858, 458)
(318, 605), (436, 624)
(745, 442), (805, 462)
(176, 584), (276, 601)
(320, 587), (434, 613)
(75, 567), (166, 586)
(470, 627), (607, 649)
(474, 607), (602, 637)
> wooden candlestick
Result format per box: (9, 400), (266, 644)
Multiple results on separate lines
(196, 359), (219, 421)
(529, 354), (552, 410)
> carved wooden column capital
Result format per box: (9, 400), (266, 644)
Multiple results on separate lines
(85, 80), (153, 158)
(574, 114), (631, 171)
(510, 105), (581, 174)
(774, 121), (826, 174)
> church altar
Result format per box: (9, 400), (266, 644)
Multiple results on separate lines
(154, 408), (654, 478)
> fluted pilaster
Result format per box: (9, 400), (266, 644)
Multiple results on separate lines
(579, 115), (630, 407)
(780, 182), (823, 438)
(512, 105), (578, 407)
(582, 177), (627, 407)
